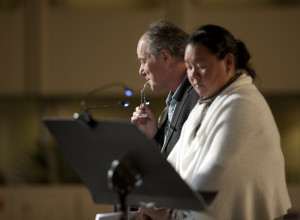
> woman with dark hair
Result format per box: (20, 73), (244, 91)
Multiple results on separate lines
(167, 24), (291, 219)
(134, 25), (291, 220)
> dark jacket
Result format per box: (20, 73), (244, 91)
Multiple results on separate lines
(155, 76), (199, 157)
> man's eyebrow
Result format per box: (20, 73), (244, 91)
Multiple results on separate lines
(137, 57), (146, 61)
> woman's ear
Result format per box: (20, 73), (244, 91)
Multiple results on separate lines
(225, 53), (235, 73)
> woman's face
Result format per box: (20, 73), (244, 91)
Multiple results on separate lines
(184, 43), (233, 97)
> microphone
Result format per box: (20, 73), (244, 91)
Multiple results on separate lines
(74, 83), (133, 128)
(80, 82), (133, 112)
(83, 101), (130, 111)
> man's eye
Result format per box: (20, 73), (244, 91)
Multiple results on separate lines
(185, 64), (192, 70)
(142, 58), (149, 64)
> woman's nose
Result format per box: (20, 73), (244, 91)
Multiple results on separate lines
(188, 69), (199, 81)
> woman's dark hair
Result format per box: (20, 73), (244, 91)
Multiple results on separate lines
(187, 24), (256, 80)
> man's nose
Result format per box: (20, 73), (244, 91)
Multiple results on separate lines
(139, 66), (145, 76)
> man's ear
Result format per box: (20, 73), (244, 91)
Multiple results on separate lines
(161, 49), (171, 63)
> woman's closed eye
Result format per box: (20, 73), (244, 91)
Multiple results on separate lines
(197, 64), (207, 70)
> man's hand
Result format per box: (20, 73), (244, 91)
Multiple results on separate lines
(131, 104), (158, 139)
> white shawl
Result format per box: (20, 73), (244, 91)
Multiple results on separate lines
(168, 74), (291, 220)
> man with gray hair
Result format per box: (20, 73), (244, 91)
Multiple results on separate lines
(131, 20), (199, 157)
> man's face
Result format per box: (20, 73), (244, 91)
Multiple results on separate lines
(137, 36), (169, 91)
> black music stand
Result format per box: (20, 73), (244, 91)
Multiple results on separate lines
(43, 118), (216, 220)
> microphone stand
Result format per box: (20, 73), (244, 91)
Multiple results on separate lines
(108, 157), (143, 220)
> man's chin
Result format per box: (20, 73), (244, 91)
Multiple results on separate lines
(151, 84), (162, 91)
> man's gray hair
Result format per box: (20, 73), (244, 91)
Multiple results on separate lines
(145, 20), (188, 61)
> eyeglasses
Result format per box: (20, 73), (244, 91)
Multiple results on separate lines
(139, 81), (150, 118)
